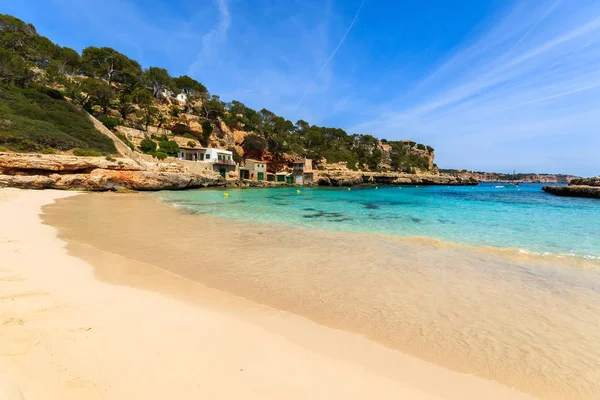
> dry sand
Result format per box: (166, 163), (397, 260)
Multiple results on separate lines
(0, 189), (536, 400)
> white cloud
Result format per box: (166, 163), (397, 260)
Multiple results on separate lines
(350, 0), (600, 174)
(189, 0), (231, 73)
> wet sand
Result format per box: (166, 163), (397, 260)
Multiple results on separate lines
(0, 188), (539, 399)
(39, 192), (600, 400)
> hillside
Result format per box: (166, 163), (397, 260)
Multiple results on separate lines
(0, 84), (116, 154)
(0, 13), (434, 173)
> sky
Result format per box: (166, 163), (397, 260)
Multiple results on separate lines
(4, 0), (600, 175)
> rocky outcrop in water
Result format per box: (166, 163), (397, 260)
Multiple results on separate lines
(543, 177), (600, 199)
(316, 170), (478, 186)
(0, 152), (224, 191)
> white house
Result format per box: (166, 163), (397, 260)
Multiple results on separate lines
(177, 147), (236, 178)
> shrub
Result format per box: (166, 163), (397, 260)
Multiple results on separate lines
(41, 147), (56, 154)
(416, 143), (426, 151)
(186, 140), (196, 147)
(183, 132), (194, 139)
(73, 148), (102, 157)
(426, 145), (434, 153)
(0, 84), (116, 154)
(140, 138), (157, 153)
(154, 151), (168, 160)
(169, 106), (180, 118)
(98, 115), (121, 131)
(105, 155), (117, 162)
(158, 140), (180, 156)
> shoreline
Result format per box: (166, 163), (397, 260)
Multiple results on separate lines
(42, 192), (600, 399)
(0, 188), (539, 400)
(153, 187), (600, 265)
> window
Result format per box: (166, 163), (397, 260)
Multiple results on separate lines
(205, 154), (210, 159)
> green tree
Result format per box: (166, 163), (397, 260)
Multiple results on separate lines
(242, 133), (267, 158)
(367, 148), (382, 170)
(115, 94), (134, 120)
(158, 140), (180, 156)
(81, 46), (141, 84)
(140, 138), (157, 153)
(133, 88), (157, 131)
(143, 67), (173, 97)
(57, 47), (80, 73)
(200, 94), (225, 119)
(82, 78), (114, 114)
(0, 14), (60, 66)
(201, 121), (213, 147)
(156, 112), (169, 133)
(0, 48), (32, 86)
(174, 75), (207, 95)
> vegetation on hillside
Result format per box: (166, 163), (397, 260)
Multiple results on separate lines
(0, 84), (116, 153)
(0, 13), (433, 171)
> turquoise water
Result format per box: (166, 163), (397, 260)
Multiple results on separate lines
(156, 183), (600, 259)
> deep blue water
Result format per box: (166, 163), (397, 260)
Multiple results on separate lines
(155, 183), (600, 259)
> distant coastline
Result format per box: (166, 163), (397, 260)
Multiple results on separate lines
(439, 169), (578, 184)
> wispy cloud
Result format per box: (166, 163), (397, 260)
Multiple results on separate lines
(188, 0), (231, 74)
(351, 0), (600, 174)
(292, 0), (366, 112)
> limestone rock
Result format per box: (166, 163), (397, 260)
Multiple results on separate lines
(0, 152), (143, 173)
(0, 152), (224, 191)
(0, 169), (224, 191)
(316, 170), (477, 186)
(543, 177), (600, 199)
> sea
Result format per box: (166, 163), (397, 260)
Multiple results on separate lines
(156, 183), (600, 261)
(44, 183), (600, 399)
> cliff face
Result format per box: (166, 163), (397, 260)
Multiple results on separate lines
(443, 170), (578, 183)
(542, 177), (600, 199)
(0, 153), (224, 191)
(316, 170), (477, 186)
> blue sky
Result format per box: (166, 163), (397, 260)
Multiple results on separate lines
(5, 0), (600, 175)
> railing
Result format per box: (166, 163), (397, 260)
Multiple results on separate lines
(215, 159), (236, 165)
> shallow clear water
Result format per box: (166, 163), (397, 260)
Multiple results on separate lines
(47, 193), (600, 399)
(157, 183), (600, 259)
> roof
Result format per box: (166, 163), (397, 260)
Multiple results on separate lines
(205, 147), (232, 154)
(179, 146), (205, 151)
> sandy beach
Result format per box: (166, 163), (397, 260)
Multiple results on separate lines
(0, 189), (542, 399)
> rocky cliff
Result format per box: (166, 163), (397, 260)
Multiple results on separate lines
(316, 170), (477, 186)
(441, 170), (578, 183)
(543, 177), (600, 199)
(0, 153), (224, 191)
